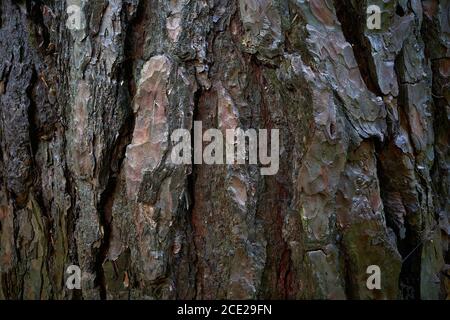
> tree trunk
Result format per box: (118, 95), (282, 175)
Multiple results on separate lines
(0, 0), (448, 300)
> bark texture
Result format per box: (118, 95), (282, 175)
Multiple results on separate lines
(0, 0), (449, 300)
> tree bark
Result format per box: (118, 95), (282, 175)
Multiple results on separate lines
(0, 0), (448, 300)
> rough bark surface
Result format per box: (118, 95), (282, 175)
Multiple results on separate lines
(0, 0), (448, 299)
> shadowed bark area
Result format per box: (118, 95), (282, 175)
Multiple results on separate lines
(0, 0), (448, 300)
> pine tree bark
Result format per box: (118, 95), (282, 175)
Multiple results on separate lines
(0, 0), (448, 300)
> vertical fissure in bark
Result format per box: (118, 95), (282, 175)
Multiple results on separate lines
(95, 182), (114, 299)
(333, 0), (383, 96)
(421, 9), (450, 272)
(339, 237), (356, 299)
(0, 0), (448, 300)
(189, 84), (203, 299)
(26, 67), (39, 159)
(95, 107), (135, 299)
(94, 1), (145, 298)
(27, 0), (50, 53)
(63, 162), (81, 299)
(387, 52), (421, 299)
(249, 54), (297, 299)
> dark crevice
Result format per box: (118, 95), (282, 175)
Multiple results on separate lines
(122, 0), (148, 98)
(341, 246), (358, 299)
(189, 85), (202, 299)
(63, 163), (82, 300)
(25, 6), (59, 293)
(27, 0), (50, 53)
(94, 1), (142, 299)
(249, 57), (296, 299)
(26, 66), (53, 264)
(333, 0), (383, 97)
(375, 52), (423, 299)
(396, 4), (406, 17)
(280, 248), (294, 299)
(375, 140), (423, 300)
(26, 67), (39, 160)
(95, 178), (116, 299)
(421, 5), (450, 273)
